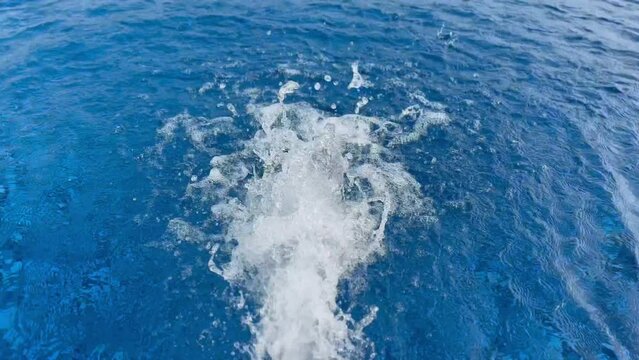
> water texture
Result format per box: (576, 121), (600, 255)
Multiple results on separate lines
(1, 0), (639, 359)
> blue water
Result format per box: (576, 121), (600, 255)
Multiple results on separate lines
(2, 0), (639, 359)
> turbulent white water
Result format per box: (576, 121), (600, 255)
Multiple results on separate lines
(159, 84), (449, 359)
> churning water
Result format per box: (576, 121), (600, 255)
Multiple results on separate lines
(163, 85), (448, 358)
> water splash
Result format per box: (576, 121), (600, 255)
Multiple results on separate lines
(389, 104), (450, 146)
(158, 83), (449, 359)
(354, 96), (369, 114)
(347, 62), (372, 90)
(277, 80), (300, 102)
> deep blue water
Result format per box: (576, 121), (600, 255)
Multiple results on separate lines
(2, 0), (639, 359)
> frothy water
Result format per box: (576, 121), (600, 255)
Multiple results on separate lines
(347, 62), (372, 90)
(158, 84), (448, 359)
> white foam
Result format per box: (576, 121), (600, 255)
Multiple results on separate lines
(227, 103), (238, 117)
(199, 82), (215, 95)
(167, 218), (209, 244)
(206, 102), (431, 359)
(277, 65), (302, 77)
(410, 92), (446, 111)
(277, 81), (300, 103)
(159, 87), (450, 358)
(347, 62), (372, 90)
(156, 112), (237, 154)
(389, 105), (450, 146)
(354, 96), (369, 114)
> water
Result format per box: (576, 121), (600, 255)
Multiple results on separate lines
(1, 0), (639, 359)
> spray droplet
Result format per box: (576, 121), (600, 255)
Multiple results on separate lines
(198, 82), (215, 95)
(277, 81), (300, 103)
(355, 96), (369, 114)
(314, 82), (321, 91)
(347, 62), (372, 90)
(324, 75), (332, 82)
(227, 103), (238, 117)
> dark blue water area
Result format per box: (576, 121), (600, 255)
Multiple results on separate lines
(2, 0), (639, 359)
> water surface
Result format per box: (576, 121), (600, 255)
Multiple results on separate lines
(1, 0), (639, 359)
